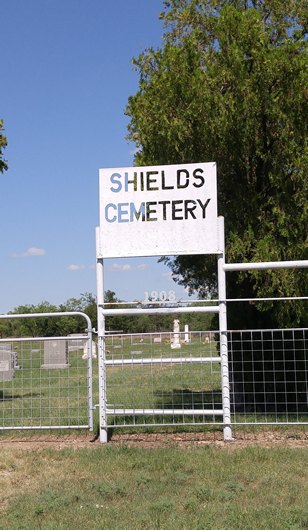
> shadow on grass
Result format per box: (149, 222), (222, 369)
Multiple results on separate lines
(229, 330), (308, 414)
(154, 388), (223, 410)
(105, 388), (224, 437)
(0, 390), (42, 401)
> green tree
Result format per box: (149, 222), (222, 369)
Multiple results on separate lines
(8, 302), (60, 337)
(103, 290), (150, 333)
(126, 0), (308, 329)
(5, 296), (97, 337)
(60, 292), (97, 331)
(0, 119), (8, 173)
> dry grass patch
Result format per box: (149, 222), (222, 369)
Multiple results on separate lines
(0, 442), (307, 530)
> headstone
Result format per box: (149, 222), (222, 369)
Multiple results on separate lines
(171, 319), (181, 349)
(153, 337), (162, 343)
(42, 340), (69, 369)
(0, 344), (20, 370)
(68, 334), (87, 351)
(11, 351), (21, 370)
(0, 343), (12, 351)
(203, 333), (210, 344)
(82, 340), (97, 359)
(184, 324), (191, 344)
(0, 350), (14, 381)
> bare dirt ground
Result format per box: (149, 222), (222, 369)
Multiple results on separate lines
(0, 430), (307, 451)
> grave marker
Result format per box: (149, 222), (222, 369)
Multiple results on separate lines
(42, 340), (69, 369)
(0, 343), (12, 351)
(0, 350), (14, 381)
(171, 319), (181, 349)
(0, 344), (20, 370)
(82, 340), (97, 359)
(184, 324), (191, 344)
(68, 334), (87, 351)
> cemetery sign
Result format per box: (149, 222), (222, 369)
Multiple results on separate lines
(97, 162), (221, 258)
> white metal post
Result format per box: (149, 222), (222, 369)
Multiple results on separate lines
(96, 229), (108, 443)
(86, 321), (94, 431)
(217, 217), (233, 441)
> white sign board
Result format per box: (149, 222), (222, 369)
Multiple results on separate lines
(97, 162), (221, 258)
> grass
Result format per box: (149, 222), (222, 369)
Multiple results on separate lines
(0, 444), (307, 529)
(1, 335), (308, 528)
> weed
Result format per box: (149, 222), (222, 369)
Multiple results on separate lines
(194, 484), (215, 502)
(96, 481), (127, 499)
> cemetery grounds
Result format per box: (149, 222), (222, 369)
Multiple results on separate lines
(0, 332), (307, 529)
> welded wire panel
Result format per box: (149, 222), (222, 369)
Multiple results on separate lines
(229, 328), (308, 425)
(105, 331), (223, 427)
(0, 337), (92, 430)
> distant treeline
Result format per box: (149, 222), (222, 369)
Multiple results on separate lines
(0, 291), (215, 338)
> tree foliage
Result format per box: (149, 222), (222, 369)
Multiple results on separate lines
(0, 119), (8, 173)
(126, 0), (308, 328)
(0, 293), (212, 337)
(0, 295), (97, 338)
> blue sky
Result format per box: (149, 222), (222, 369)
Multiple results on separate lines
(1, 0), (192, 313)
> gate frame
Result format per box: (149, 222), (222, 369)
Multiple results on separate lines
(0, 311), (94, 431)
(96, 220), (308, 443)
(96, 217), (234, 442)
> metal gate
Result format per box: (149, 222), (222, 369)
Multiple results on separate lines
(0, 312), (94, 431)
(104, 330), (223, 429)
(96, 221), (308, 442)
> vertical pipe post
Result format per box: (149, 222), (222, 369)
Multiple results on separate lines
(87, 320), (94, 431)
(96, 228), (108, 443)
(217, 217), (233, 441)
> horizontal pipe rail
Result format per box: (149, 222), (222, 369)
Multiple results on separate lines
(101, 296), (307, 310)
(224, 260), (308, 272)
(0, 425), (89, 431)
(230, 422), (308, 426)
(107, 409), (224, 416)
(223, 296), (308, 302)
(105, 357), (221, 366)
(0, 311), (93, 331)
(100, 306), (220, 316)
(0, 336), (83, 343)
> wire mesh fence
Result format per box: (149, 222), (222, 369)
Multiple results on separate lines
(104, 328), (307, 432)
(1, 321), (307, 434)
(105, 330), (223, 428)
(0, 313), (94, 431)
(229, 328), (308, 425)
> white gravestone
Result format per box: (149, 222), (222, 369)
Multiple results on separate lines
(0, 343), (12, 351)
(203, 333), (211, 344)
(184, 324), (191, 344)
(68, 334), (87, 351)
(171, 319), (181, 349)
(0, 350), (15, 381)
(82, 341), (97, 359)
(42, 340), (69, 369)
